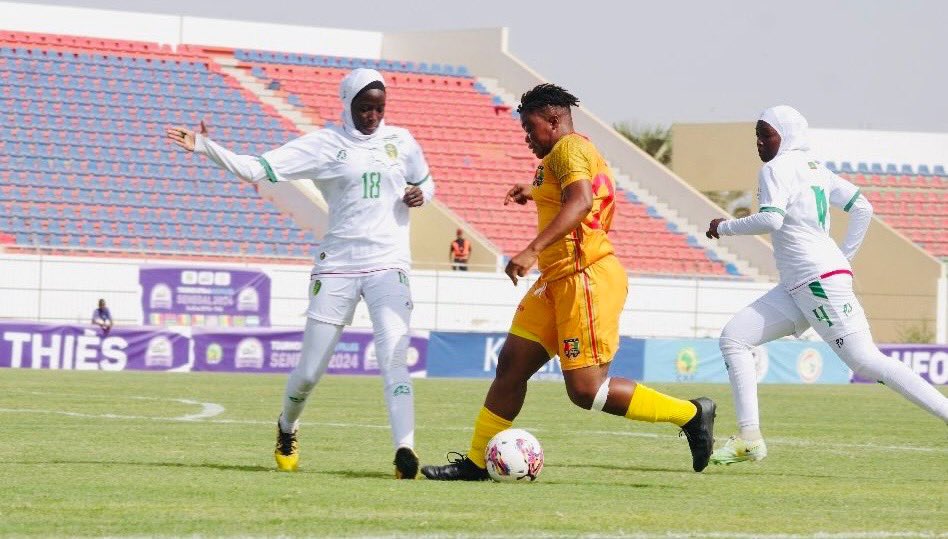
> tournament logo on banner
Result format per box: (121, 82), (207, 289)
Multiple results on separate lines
(139, 266), (271, 328)
(0, 321), (190, 371)
(191, 328), (428, 376)
(642, 338), (849, 384)
(851, 344), (947, 385)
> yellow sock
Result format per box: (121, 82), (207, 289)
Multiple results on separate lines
(466, 406), (513, 468)
(625, 384), (697, 427)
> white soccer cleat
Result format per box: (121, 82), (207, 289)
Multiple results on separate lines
(710, 436), (768, 465)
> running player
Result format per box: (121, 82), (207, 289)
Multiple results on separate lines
(422, 84), (716, 481)
(705, 105), (948, 464)
(166, 68), (434, 478)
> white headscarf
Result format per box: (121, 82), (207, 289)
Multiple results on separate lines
(759, 105), (809, 155)
(340, 68), (386, 141)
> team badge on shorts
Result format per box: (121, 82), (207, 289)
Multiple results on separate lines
(562, 338), (580, 359)
(533, 165), (544, 187)
(385, 143), (398, 160)
(312, 280), (321, 296)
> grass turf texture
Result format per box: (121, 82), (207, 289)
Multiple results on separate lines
(0, 370), (945, 537)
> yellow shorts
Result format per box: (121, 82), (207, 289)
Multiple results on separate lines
(510, 255), (628, 371)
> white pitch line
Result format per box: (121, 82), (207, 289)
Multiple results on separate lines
(0, 406), (944, 455)
(388, 532), (948, 539)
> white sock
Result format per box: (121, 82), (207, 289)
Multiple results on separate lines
(719, 290), (800, 439)
(364, 285), (414, 449)
(835, 331), (948, 422)
(720, 336), (762, 440)
(280, 318), (344, 433)
(380, 336), (414, 449)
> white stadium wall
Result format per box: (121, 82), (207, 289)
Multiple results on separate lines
(808, 128), (948, 169)
(0, 254), (773, 339)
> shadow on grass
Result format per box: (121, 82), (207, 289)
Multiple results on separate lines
(558, 462), (851, 480)
(549, 462), (687, 474)
(14, 459), (275, 473)
(319, 469), (394, 480)
(12, 460), (407, 479)
(541, 478), (682, 489)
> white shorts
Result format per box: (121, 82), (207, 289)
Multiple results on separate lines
(306, 269), (413, 326)
(757, 271), (870, 342)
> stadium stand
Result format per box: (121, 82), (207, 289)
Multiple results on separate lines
(233, 51), (736, 275)
(0, 29), (735, 275)
(825, 161), (948, 257)
(0, 30), (316, 261)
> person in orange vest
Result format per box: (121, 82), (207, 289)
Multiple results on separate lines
(450, 229), (472, 271)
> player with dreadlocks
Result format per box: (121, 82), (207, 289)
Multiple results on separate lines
(422, 84), (717, 480)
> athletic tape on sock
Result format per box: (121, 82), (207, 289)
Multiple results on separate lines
(591, 377), (611, 412)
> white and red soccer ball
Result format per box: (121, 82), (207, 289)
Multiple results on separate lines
(484, 428), (544, 482)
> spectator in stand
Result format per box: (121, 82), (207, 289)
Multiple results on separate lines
(91, 299), (113, 335)
(450, 229), (472, 271)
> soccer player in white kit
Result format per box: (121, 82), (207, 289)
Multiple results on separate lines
(166, 68), (434, 478)
(705, 105), (948, 464)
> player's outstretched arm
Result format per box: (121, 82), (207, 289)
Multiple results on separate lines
(165, 121), (268, 184)
(504, 183), (533, 206)
(504, 180), (591, 285)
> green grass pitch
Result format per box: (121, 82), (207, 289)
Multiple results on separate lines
(0, 370), (945, 537)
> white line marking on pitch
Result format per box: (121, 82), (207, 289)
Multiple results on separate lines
(393, 532), (948, 539)
(0, 406), (943, 455)
(1, 390), (944, 454)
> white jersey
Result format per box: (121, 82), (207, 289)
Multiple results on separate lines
(258, 124), (431, 276)
(757, 151), (861, 289)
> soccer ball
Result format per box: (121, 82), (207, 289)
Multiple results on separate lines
(484, 428), (544, 482)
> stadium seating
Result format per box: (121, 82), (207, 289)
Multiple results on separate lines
(825, 161), (948, 258)
(238, 56), (734, 275)
(0, 30), (316, 261)
(0, 29), (733, 274)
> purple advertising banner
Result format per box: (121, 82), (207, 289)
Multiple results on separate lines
(191, 328), (428, 375)
(0, 321), (190, 371)
(139, 265), (271, 328)
(851, 344), (947, 385)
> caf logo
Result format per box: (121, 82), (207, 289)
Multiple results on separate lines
(676, 347), (698, 379)
(205, 343), (223, 365)
(337, 149), (348, 161)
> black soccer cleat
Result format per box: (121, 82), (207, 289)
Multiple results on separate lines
(393, 447), (420, 480)
(421, 452), (489, 481)
(680, 397), (716, 472)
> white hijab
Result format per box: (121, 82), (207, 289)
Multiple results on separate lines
(340, 68), (386, 141)
(759, 105), (810, 156)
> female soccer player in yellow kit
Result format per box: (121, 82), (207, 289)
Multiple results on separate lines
(422, 84), (717, 480)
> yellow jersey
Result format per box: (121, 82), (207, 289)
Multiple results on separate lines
(532, 133), (617, 281)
